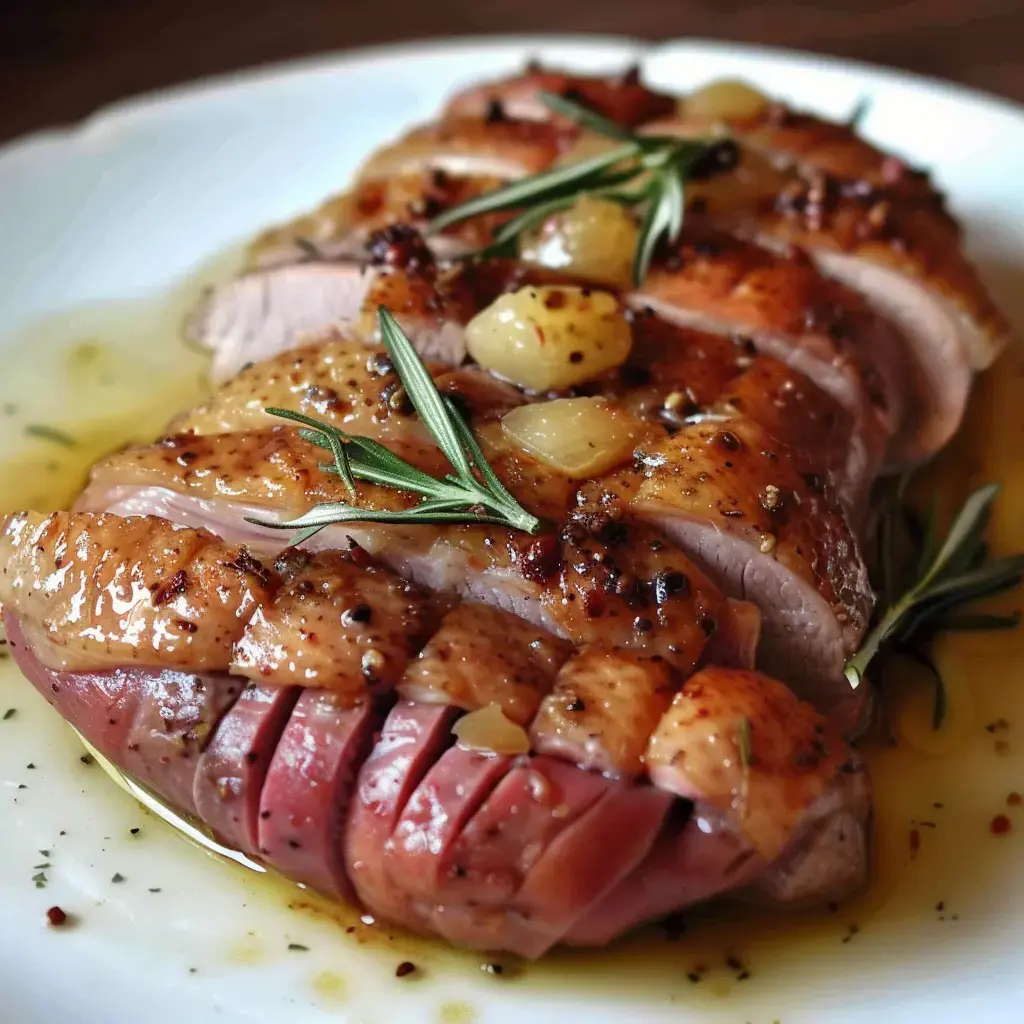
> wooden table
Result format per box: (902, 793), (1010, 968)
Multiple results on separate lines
(1, 0), (1021, 144)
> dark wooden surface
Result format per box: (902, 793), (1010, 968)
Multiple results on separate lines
(1, 0), (1022, 144)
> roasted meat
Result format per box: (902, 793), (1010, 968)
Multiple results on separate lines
(3, 59), (1011, 961)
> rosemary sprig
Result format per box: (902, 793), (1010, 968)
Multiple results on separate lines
(845, 483), (1024, 725)
(245, 308), (542, 544)
(427, 90), (728, 285)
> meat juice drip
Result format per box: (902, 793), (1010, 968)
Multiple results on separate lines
(0, 245), (240, 514)
(2, 276), (1024, 1020)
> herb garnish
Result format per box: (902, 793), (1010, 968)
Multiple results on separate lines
(24, 424), (77, 448)
(846, 482), (1024, 726)
(427, 90), (731, 285)
(3, 708), (16, 721)
(246, 307), (542, 544)
(847, 96), (872, 130)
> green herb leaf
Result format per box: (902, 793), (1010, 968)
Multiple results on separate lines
(247, 308), (542, 544)
(845, 483), (1024, 716)
(24, 423), (77, 448)
(847, 96), (872, 130)
(427, 91), (727, 285)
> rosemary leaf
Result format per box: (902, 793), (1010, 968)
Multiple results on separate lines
(428, 143), (637, 233)
(535, 89), (636, 140)
(845, 482), (1024, 704)
(248, 307), (542, 543)
(427, 91), (727, 286)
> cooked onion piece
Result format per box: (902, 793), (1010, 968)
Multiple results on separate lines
(501, 397), (643, 478)
(452, 703), (531, 755)
(465, 286), (632, 391)
(519, 196), (640, 289)
(683, 78), (770, 122)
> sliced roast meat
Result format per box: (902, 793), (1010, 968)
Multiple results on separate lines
(647, 94), (936, 195)
(0, 511), (272, 674)
(645, 667), (865, 864)
(443, 64), (676, 128)
(355, 116), (570, 183)
(173, 339), (435, 440)
(565, 806), (761, 946)
(397, 603), (571, 724)
(617, 312), (872, 518)
(529, 647), (674, 777)
(628, 417), (872, 726)
(429, 755), (609, 906)
(187, 260), (476, 384)
(699, 598), (762, 670)
(248, 172), (507, 270)
(232, 550), (438, 700)
(385, 744), (513, 903)
(3, 612), (241, 816)
(80, 429), (742, 675)
(344, 702), (459, 931)
(429, 781), (670, 959)
(632, 232), (900, 459)
(193, 682), (300, 854)
(716, 354), (870, 518)
(257, 692), (380, 900)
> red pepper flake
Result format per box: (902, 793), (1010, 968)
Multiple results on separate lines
(909, 827), (921, 858)
(991, 814), (1012, 836)
(46, 906), (68, 927)
(1008, 792), (1022, 807)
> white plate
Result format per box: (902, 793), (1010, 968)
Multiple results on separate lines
(2, 35), (1024, 1024)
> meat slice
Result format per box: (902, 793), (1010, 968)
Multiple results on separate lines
(187, 260), (477, 384)
(355, 116), (569, 183)
(717, 354), (870, 518)
(550, 514), (726, 674)
(529, 647), (674, 777)
(616, 313), (871, 518)
(232, 550), (437, 700)
(632, 232), (898, 469)
(430, 756), (609, 907)
(248, 172), (507, 270)
(344, 702), (458, 930)
(386, 744), (513, 903)
(431, 781), (670, 959)
(443, 65), (675, 127)
(565, 808), (762, 946)
(175, 338), (524, 440)
(4, 611), (242, 816)
(257, 692), (379, 900)
(193, 682), (300, 854)
(397, 603), (571, 725)
(0, 511), (272, 674)
(645, 667), (865, 866)
(173, 339), (426, 440)
(629, 417), (872, 725)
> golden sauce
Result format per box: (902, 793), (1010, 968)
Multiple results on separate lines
(1, 258), (1023, 1020)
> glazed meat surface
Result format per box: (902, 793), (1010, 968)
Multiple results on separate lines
(4, 61), (1011, 959)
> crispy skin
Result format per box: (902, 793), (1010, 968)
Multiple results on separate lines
(646, 666), (857, 861)
(443, 65), (676, 127)
(398, 603), (571, 725)
(249, 173), (507, 269)
(530, 646), (675, 777)
(232, 550), (438, 700)
(0, 511), (271, 672)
